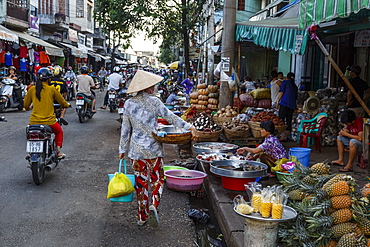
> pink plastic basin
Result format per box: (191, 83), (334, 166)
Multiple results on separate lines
(164, 170), (208, 192)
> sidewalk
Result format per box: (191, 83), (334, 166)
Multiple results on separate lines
(190, 141), (370, 247)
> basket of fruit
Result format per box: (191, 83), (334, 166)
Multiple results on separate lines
(275, 171), (293, 183)
(152, 126), (192, 144)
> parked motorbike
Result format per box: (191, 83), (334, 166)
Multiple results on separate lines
(108, 89), (119, 113)
(117, 87), (129, 123)
(65, 77), (74, 101)
(0, 78), (24, 112)
(157, 80), (169, 103)
(75, 92), (95, 123)
(25, 104), (65, 185)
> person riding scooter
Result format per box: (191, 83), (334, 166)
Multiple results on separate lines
(76, 66), (97, 112)
(24, 68), (70, 158)
(101, 66), (123, 109)
(50, 65), (69, 125)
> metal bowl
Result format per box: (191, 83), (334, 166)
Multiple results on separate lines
(193, 142), (239, 154)
(158, 126), (190, 134)
(234, 203), (297, 222)
(210, 160), (267, 178)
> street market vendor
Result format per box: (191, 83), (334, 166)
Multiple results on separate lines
(237, 121), (288, 172)
(118, 70), (199, 227)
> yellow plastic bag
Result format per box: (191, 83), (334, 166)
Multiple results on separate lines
(250, 88), (271, 99)
(107, 172), (135, 198)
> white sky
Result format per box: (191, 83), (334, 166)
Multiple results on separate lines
(130, 31), (161, 55)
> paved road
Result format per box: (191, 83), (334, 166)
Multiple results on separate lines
(0, 90), (197, 247)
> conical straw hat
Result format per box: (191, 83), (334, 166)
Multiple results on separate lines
(126, 70), (164, 94)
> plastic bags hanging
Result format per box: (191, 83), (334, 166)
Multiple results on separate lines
(107, 172), (135, 198)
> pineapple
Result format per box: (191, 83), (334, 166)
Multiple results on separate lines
(272, 203), (283, 219)
(260, 202), (272, 218)
(321, 240), (338, 247)
(325, 181), (350, 197)
(354, 215), (370, 236)
(337, 233), (357, 247)
(236, 203), (253, 215)
(330, 208), (353, 225)
(331, 195), (352, 209)
(361, 185), (370, 198)
(288, 189), (307, 201)
(323, 174), (346, 191)
(311, 162), (330, 175)
(331, 222), (358, 238)
(367, 238), (370, 246)
(251, 194), (262, 213)
(302, 173), (319, 184)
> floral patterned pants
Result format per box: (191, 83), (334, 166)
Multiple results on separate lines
(131, 157), (164, 222)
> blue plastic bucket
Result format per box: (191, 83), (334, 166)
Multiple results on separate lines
(289, 147), (312, 167)
(108, 173), (135, 202)
(108, 159), (136, 202)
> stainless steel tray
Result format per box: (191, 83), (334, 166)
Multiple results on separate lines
(157, 126), (190, 134)
(234, 203), (297, 222)
(193, 142), (239, 154)
(210, 160), (267, 178)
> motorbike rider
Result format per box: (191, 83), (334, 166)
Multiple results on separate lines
(76, 66), (97, 113)
(101, 66), (123, 109)
(49, 65), (69, 125)
(24, 68), (71, 159)
(63, 67), (76, 81)
(3, 66), (25, 111)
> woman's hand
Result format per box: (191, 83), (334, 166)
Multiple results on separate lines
(237, 147), (247, 155)
(118, 153), (124, 160)
(190, 126), (199, 140)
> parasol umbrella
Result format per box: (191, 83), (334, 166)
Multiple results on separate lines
(169, 61), (179, 69)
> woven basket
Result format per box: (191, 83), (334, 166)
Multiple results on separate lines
(248, 121), (262, 138)
(194, 129), (223, 142)
(276, 171), (293, 183)
(275, 125), (287, 136)
(223, 128), (249, 140)
(152, 132), (192, 144)
(213, 116), (233, 125)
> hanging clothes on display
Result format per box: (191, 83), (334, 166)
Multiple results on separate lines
(34, 63), (41, 74)
(20, 58), (27, 72)
(20, 46), (28, 58)
(34, 51), (40, 63)
(0, 49), (5, 64)
(5, 51), (13, 66)
(39, 51), (50, 65)
(28, 48), (35, 63)
(13, 55), (19, 69)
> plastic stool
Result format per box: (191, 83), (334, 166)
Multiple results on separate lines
(357, 152), (367, 169)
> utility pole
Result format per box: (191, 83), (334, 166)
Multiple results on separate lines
(207, 0), (215, 85)
(219, 0), (236, 108)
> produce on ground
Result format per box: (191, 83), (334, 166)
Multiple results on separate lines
(188, 113), (221, 132)
(278, 163), (370, 247)
(213, 105), (238, 118)
(249, 111), (285, 126)
(222, 118), (249, 131)
(190, 84), (219, 110)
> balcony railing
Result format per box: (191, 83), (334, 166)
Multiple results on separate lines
(7, 0), (28, 22)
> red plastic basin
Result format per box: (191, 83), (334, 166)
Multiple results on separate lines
(221, 176), (255, 191)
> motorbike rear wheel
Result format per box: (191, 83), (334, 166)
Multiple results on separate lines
(31, 155), (45, 185)
(0, 103), (5, 113)
(109, 104), (115, 113)
(78, 107), (87, 123)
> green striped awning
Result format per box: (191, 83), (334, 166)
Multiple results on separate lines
(299, 0), (370, 29)
(236, 18), (309, 55)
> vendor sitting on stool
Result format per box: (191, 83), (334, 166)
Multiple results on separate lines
(237, 121), (288, 172)
(166, 89), (179, 104)
(331, 109), (363, 172)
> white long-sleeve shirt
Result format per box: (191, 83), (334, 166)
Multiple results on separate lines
(119, 92), (192, 160)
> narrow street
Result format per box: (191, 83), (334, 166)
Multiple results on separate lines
(0, 91), (197, 247)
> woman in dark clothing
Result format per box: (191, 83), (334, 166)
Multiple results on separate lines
(277, 72), (298, 141)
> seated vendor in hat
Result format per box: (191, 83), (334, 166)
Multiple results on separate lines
(237, 121), (288, 171)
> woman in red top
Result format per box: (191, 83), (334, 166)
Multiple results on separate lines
(331, 110), (363, 172)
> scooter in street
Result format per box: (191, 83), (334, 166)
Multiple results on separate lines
(65, 77), (75, 101)
(25, 104), (66, 185)
(0, 78), (24, 112)
(75, 92), (95, 123)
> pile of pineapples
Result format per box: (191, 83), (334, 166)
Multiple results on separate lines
(278, 162), (370, 247)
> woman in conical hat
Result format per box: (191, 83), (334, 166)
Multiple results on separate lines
(118, 70), (198, 226)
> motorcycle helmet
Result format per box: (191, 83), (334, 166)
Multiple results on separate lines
(113, 66), (120, 73)
(67, 66), (72, 71)
(80, 66), (89, 74)
(52, 65), (62, 77)
(38, 67), (53, 80)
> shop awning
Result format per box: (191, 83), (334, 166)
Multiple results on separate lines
(236, 17), (309, 55)
(59, 42), (87, 58)
(88, 51), (107, 62)
(13, 31), (64, 57)
(249, 0), (286, 21)
(299, 0), (370, 29)
(0, 25), (18, 43)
